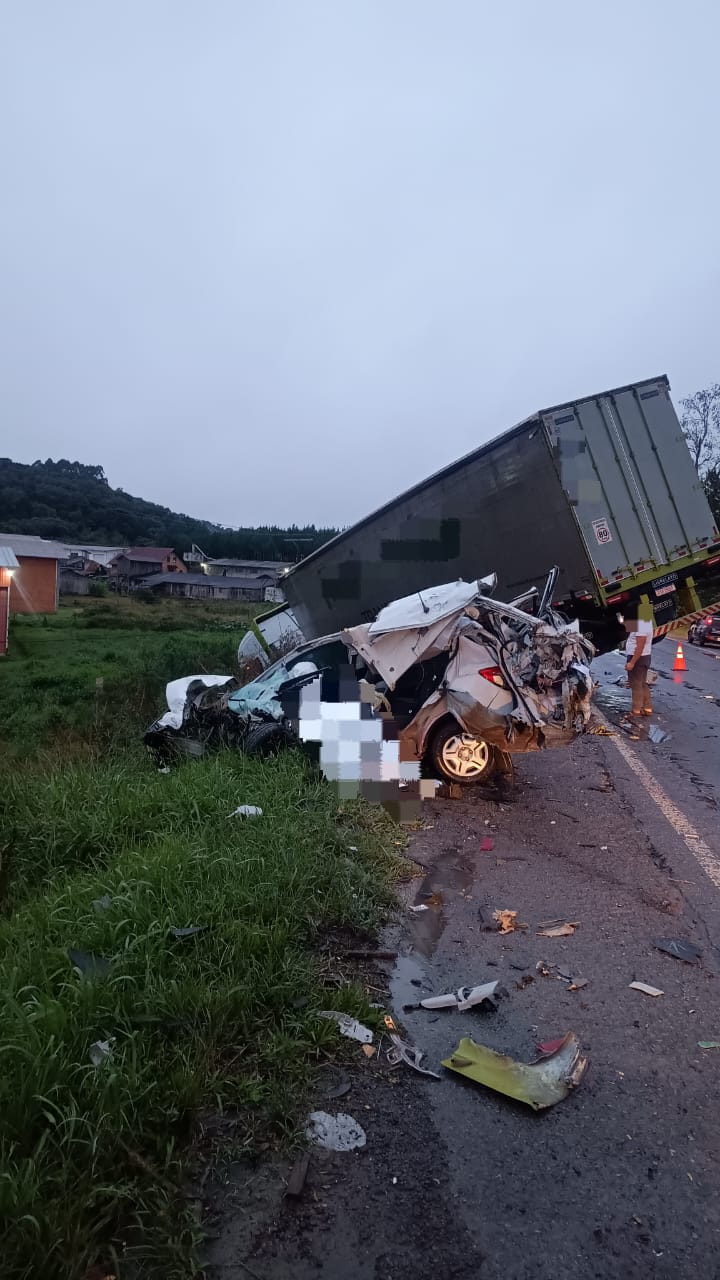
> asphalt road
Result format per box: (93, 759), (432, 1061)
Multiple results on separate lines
(206, 636), (720, 1280)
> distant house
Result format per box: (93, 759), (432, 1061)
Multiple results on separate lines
(203, 557), (292, 581)
(109, 547), (187, 582)
(138, 572), (274, 602)
(60, 543), (123, 568)
(0, 532), (65, 614)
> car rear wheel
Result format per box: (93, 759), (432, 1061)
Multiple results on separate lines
(427, 720), (496, 786)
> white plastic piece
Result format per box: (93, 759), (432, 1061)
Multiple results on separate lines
(420, 981), (498, 1011)
(229, 805), (263, 818)
(89, 1038), (115, 1066)
(306, 1111), (367, 1152)
(318, 1011), (373, 1044)
(629, 981), (664, 997)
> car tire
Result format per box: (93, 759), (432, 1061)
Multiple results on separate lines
(243, 722), (295, 758)
(426, 719), (496, 786)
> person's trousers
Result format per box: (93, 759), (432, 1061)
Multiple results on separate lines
(627, 656), (652, 714)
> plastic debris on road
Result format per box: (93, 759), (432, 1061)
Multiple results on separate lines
(654, 938), (702, 964)
(492, 909), (528, 934)
(305, 1112), (367, 1152)
(480, 837), (494, 852)
(318, 1011), (373, 1044)
(442, 1032), (588, 1110)
(629, 981), (664, 997)
(537, 920), (579, 938)
(420, 981), (499, 1012)
(228, 804), (263, 818)
(387, 1032), (441, 1078)
(409, 904), (429, 914)
(698, 1041), (720, 1050)
(535, 1038), (566, 1056)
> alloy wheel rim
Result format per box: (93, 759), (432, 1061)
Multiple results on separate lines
(440, 733), (490, 779)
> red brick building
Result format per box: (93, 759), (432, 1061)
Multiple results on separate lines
(0, 534), (64, 616)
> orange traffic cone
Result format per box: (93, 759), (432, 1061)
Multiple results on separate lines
(673, 643), (687, 672)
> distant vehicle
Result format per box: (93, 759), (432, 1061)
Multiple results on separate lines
(281, 375), (720, 654)
(688, 615), (720, 647)
(145, 569), (595, 787)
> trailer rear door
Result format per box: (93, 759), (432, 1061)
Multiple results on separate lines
(542, 378), (717, 588)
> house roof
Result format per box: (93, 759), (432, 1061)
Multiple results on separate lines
(0, 532), (66, 560)
(206, 558), (291, 571)
(113, 547), (177, 562)
(140, 572), (265, 589)
(0, 546), (21, 569)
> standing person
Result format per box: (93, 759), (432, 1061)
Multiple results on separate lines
(621, 602), (654, 717)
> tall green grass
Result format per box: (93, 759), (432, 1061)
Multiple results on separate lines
(0, 608), (401, 1278)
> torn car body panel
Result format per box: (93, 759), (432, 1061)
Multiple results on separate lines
(442, 1032), (589, 1109)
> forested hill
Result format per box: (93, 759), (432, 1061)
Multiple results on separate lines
(0, 458), (338, 560)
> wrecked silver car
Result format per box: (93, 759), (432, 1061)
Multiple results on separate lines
(144, 568), (595, 787)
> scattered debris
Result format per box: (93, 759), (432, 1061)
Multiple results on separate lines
(229, 804), (263, 818)
(170, 925), (207, 939)
(568, 977), (589, 991)
(591, 725), (616, 736)
(654, 938), (702, 964)
(648, 725), (670, 744)
(535, 1037), (566, 1056)
(423, 891), (444, 907)
(285, 1151), (311, 1197)
(492, 909), (528, 934)
(537, 920), (579, 938)
(305, 1112), (367, 1152)
(442, 1032), (588, 1110)
(420, 981), (499, 1012)
(629, 981), (664, 997)
(409, 904), (429, 914)
(536, 960), (552, 977)
(68, 949), (111, 979)
(361, 1044), (375, 1058)
(88, 1038), (115, 1066)
(480, 837), (494, 852)
(515, 974), (534, 990)
(698, 1041), (720, 1050)
(325, 1079), (352, 1100)
(92, 894), (112, 913)
(387, 1032), (441, 1078)
(318, 1011), (373, 1044)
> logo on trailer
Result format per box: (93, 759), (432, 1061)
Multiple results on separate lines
(592, 518), (613, 546)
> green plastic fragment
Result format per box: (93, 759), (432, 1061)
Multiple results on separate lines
(441, 1033), (588, 1110)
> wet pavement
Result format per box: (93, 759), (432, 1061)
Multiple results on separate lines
(205, 637), (720, 1280)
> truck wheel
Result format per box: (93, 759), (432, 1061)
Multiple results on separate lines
(243, 722), (295, 757)
(427, 720), (496, 786)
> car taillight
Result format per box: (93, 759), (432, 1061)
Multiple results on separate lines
(479, 666), (506, 687)
(706, 618), (713, 626)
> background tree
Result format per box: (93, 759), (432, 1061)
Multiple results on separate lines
(681, 384), (720, 473)
(704, 464), (720, 524)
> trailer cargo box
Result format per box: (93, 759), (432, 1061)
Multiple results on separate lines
(282, 375), (720, 648)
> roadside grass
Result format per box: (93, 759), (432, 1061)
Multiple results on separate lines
(1, 602), (250, 758)
(0, 603), (403, 1278)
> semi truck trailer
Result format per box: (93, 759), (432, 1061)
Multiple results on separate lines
(277, 375), (720, 653)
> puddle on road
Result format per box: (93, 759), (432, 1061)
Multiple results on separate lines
(389, 852), (477, 1009)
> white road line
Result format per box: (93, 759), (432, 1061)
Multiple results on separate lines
(606, 728), (720, 889)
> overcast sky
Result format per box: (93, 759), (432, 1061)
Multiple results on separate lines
(1, 1), (719, 529)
